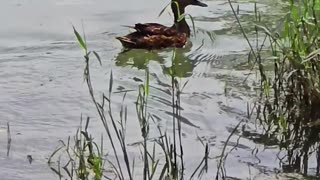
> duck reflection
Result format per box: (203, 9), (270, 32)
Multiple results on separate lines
(114, 41), (199, 77)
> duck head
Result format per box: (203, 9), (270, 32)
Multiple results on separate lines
(172, 0), (207, 9)
(185, 0), (208, 7)
(171, 0), (207, 36)
(171, 0), (207, 22)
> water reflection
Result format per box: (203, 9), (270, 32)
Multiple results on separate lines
(114, 41), (197, 77)
(115, 30), (215, 77)
(115, 49), (164, 69)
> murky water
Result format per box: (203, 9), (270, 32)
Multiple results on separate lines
(0, 0), (303, 179)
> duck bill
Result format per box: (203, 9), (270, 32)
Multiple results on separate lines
(191, 0), (207, 7)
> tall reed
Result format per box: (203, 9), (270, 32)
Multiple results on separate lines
(49, 21), (209, 179)
(229, 0), (320, 175)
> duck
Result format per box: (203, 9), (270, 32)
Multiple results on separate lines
(116, 0), (207, 50)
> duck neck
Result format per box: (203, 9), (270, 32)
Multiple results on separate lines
(172, 3), (190, 37)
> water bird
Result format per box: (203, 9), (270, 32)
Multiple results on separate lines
(116, 0), (207, 50)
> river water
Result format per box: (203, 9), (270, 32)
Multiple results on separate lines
(0, 0), (305, 179)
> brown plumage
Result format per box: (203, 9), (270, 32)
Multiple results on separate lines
(134, 23), (178, 36)
(116, 0), (207, 50)
(116, 32), (187, 49)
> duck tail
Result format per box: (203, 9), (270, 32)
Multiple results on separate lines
(116, 36), (136, 48)
(121, 25), (135, 29)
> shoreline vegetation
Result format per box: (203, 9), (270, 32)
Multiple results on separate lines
(47, 0), (320, 179)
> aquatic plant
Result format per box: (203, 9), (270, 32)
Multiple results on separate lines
(229, 0), (320, 176)
(48, 117), (103, 180)
(48, 22), (211, 179)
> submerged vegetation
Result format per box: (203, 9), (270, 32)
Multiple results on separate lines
(47, 0), (320, 179)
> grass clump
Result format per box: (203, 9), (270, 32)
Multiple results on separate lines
(48, 117), (103, 180)
(229, 0), (320, 176)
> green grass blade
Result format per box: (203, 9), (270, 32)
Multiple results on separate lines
(93, 51), (102, 65)
(109, 71), (113, 94)
(172, 1), (181, 17)
(73, 26), (87, 51)
(158, 2), (171, 17)
(177, 13), (186, 22)
(188, 14), (196, 37)
(145, 68), (149, 96)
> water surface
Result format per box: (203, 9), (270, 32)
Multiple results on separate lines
(0, 0), (297, 179)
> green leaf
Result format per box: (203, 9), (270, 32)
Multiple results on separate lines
(189, 14), (196, 37)
(171, 1), (181, 17)
(144, 67), (149, 96)
(315, 0), (320, 10)
(263, 80), (270, 96)
(93, 51), (102, 65)
(177, 13), (186, 22)
(73, 26), (87, 51)
(290, 5), (299, 23)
